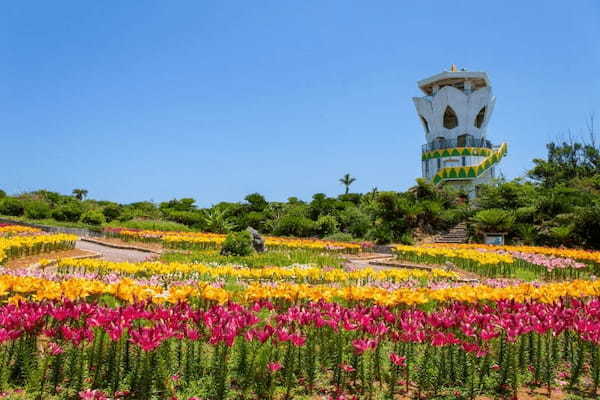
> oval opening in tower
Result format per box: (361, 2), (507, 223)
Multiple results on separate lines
(443, 106), (458, 129)
(475, 106), (486, 128)
(420, 116), (430, 133)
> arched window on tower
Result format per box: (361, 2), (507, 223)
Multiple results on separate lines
(475, 106), (486, 128)
(443, 106), (458, 129)
(420, 116), (430, 133)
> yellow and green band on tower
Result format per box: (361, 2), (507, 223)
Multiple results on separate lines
(431, 143), (508, 184)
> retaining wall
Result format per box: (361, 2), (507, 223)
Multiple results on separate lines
(0, 218), (104, 238)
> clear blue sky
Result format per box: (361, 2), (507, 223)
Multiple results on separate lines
(2, 1), (599, 206)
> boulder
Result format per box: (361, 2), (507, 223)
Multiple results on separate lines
(246, 227), (265, 253)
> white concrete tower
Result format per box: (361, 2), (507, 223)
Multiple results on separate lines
(413, 65), (507, 195)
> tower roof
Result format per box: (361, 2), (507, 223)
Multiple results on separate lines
(417, 67), (491, 95)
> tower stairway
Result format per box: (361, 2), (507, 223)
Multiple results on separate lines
(434, 222), (469, 244)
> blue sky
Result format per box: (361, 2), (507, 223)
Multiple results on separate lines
(2, 1), (599, 206)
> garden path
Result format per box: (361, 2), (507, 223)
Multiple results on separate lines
(75, 240), (157, 263)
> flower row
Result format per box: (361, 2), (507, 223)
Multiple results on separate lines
(2, 273), (600, 305)
(0, 233), (78, 263)
(105, 227), (363, 253)
(54, 258), (457, 284)
(0, 223), (41, 235)
(394, 244), (594, 280)
(1, 298), (600, 399)
(431, 242), (600, 264)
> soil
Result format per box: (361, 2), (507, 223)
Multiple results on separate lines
(5, 249), (98, 269)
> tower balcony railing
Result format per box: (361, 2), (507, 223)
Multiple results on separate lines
(422, 137), (493, 153)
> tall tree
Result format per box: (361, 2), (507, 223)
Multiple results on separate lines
(339, 173), (356, 195)
(72, 188), (88, 201)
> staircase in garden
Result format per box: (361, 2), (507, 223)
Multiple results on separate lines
(434, 222), (469, 244)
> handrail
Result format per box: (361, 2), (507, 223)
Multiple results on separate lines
(422, 138), (492, 153)
(431, 142), (507, 184)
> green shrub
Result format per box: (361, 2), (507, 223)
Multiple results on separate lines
(515, 206), (536, 224)
(399, 232), (414, 245)
(52, 203), (84, 222)
(323, 232), (354, 242)
(572, 203), (600, 249)
(220, 231), (254, 256)
(102, 204), (122, 222)
(338, 207), (370, 238)
(0, 198), (25, 216)
(24, 200), (51, 220)
(240, 211), (268, 231)
(0, 189), (6, 199)
(366, 225), (394, 245)
(164, 210), (205, 227)
(516, 224), (537, 245)
(80, 210), (106, 226)
(471, 209), (515, 233)
(314, 215), (339, 237)
(272, 215), (315, 237)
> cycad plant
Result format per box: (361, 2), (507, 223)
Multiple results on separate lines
(471, 208), (515, 233)
(203, 208), (236, 233)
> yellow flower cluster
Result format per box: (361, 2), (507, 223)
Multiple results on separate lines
(394, 245), (514, 265)
(56, 258), (457, 283)
(1, 274), (600, 306)
(0, 234), (78, 263)
(115, 228), (362, 252)
(0, 225), (41, 235)
(429, 243), (600, 265)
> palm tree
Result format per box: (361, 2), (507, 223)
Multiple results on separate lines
(339, 173), (356, 195)
(72, 188), (88, 201)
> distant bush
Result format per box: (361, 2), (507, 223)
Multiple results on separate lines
(399, 232), (414, 245)
(24, 200), (51, 220)
(102, 204), (122, 222)
(272, 215), (315, 237)
(0, 189), (6, 199)
(314, 215), (339, 237)
(323, 232), (354, 242)
(366, 225), (394, 245)
(80, 210), (106, 226)
(52, 203), (84, 222)
(220, 231), (254, 256)
(164, 210), (205, 228)
(338, 206), (370, 238)
(0, 198), (25, 216)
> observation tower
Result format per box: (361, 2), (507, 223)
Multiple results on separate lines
(413, 65), (507, 196)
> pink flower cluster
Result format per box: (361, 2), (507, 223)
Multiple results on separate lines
(2, 298), (600, 357)
(507, 251), (587, 271)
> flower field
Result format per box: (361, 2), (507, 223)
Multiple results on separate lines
(104, 228), (364, 253)
(0, 227), (77, 264)
(0, 223), (41, 236)
(2, 230), (600, 399)
(394, 243), (598, 281)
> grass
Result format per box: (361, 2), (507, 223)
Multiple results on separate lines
(0, 215), (103, 231)
(106, 218), (191, 231)
(1, 215), (191, 233)
(161, 249), (346, 268)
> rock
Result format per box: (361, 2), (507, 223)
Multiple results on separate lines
(246, 227), (265, 253)
(444, 261), (455, 271)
